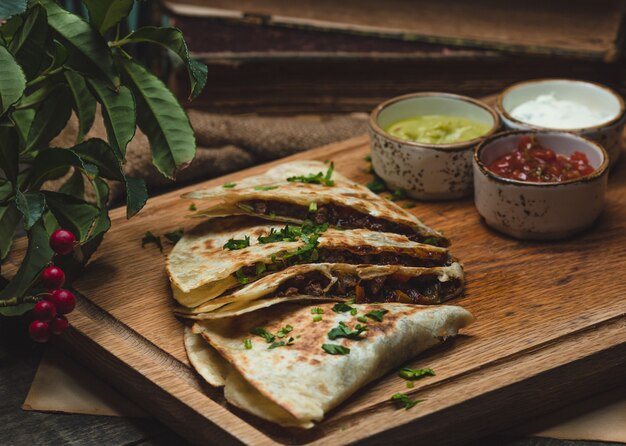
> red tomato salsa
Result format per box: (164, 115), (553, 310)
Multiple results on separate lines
(486, 136), (596, 182)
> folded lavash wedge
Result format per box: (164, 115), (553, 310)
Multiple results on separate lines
(174, 262), (464, 319)
(182, 160), (448, 246)
(186, 302), (474, 428)
(167, 217), (452, 308)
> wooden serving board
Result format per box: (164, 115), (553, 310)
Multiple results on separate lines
(46, 135), (626, 444)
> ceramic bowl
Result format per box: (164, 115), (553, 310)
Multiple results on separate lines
(473, 131), (609, 240)
(496, 79), (625, 167)
(368, 92), (500, 200)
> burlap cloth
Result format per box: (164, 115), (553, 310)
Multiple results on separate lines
(48, 108), (368, 199)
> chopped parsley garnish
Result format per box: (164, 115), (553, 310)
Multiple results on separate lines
(243, 339), (252, 349)
(141, 231), (163, 252)
(366, 176), (386, 193)
(322, 343), (350, 355)
(268, 337), (294, 349)
(403, 202), (416, 209)
(188, 203), (197, 211)
(254, 185), (279, 191)
(282, 233), (320, 262)
(308, 202), (317, 212)
(223, 236), (251, 250)
(327, 321), (368, 340)
(310, 307), (324, 314)
(350, 308), (358, 316)
(235, 269), (249, 285)
(332, 302), (354, 313)
(313, 315), (323, 322)
(365, 309), (389, 322)
(406, 381), (414, 389)
(164, 228), (184, 244)
(222, 182), (236, 188)
(398, 368), (435, 381)
(255, 262), (267, 275)
(391, 393), (422, 410)
(421, 237), (440, 247)
(390, 189), (407, 202)
(250, 327), (275, 343)
(364, 154), (372, 162)
(257, 223), (329, 245)
(276, 325), (293, 338)
(286, 162), (335, 186)
(357, 316), (367, 323)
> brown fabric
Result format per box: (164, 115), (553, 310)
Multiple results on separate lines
(47, 108), (367, 202)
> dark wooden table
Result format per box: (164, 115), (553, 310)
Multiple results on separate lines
(1, 298), (622, 446)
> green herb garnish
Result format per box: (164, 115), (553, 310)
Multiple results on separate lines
(406, 381), (414, 389)
(327, 321), (368, 340)
(255, 262), (267, 275)
(269, 337), (294, 349)
(287, 162), (335, 186)
(276, 325), (293, 338)
(235, 269), (249, 285)
(222, 182), (236, 188)
(164, 228), (184, 244)
(421, 237), (440, 247)
(332, 302), (355, 313)
(244, 339), (252, 349)
(322, 343), (350, 355)
(282, 234), (320, 262)
(391, 393), (423, 410)
(141, 231), (163, 252)
(357, 316), (367, 323)
(366, 176), (387, 193)
(188, 203), (197, 211)
(254, 185), (279, 191)
(350, 308), (358, 316)
(390, 189), (407, 202)
(403, 202), (416, 209)
(311, 307), (324, 314)
(250, 327), (275, 343)
(364, 154), (372, 162)
(365, 309), (389, 322)
(308, 202), (317, 212)
(223, 236), (251, 250)
(398, 368), (435, 381)
(313, 315), (323, 322)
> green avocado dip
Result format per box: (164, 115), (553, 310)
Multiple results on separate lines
(385, 115), (490, 144)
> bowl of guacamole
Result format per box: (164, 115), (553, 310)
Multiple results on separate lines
(368, 92), (500, 200)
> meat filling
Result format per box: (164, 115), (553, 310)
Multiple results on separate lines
(274, 271), (460, 304)
(241, 200), (445, 246)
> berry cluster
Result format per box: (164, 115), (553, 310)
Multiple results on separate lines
(28, 229), (77, 343)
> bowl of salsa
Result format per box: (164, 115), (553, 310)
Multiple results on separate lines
(369, 92), (500, 200)
(473, 131), (609, 240)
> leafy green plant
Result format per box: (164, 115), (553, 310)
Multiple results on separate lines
(0, 0), (207, 316)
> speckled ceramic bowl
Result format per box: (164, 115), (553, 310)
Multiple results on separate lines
(473, 131), (609, 240)
(369, 92), (500, 200)
(497, 79), (625, 167)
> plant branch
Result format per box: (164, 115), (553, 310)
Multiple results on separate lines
(0, 295), (41, 307)
(25, 67), (64, 88)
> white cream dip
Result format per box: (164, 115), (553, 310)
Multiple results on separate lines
(510, 93), (613, 129)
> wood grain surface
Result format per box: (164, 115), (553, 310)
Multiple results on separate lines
(17, 134), (624, 445)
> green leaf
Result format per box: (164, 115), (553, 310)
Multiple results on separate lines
(15, 190), (45, 230)
(0, 204), (20, 261)
(43, 191), (99, 242)
(42, 0), (119, 88)
(25, 86), (72, 152)
(45, 39), (68, 72)
(27, 147), (86, 188)
(82, 0), (134, 36)
(14, 81), (63, 110)
(0, 126), (18, 183)
(0, 15), (23, 45)
(0, 219), (54, 303)
(59, 168), (85, 198)
(64, 71), (96, 143)
(124, 176), (147, 218)
(89, 177), (111, 238)
(0, 45), (26, 116)
(0, 0), (27, 21)
(121, 27), (208, 99)
(8, 4), (48, 80)
(321, 343), (350, 355)
(120, 58), (195, 179)
(86, 79), (135, 158)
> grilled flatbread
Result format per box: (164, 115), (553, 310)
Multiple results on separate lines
(168, 217), (452, 308)
(187, 302), (474, 428)
(175, 262), (464, 319)
(182, 161), (448, 246)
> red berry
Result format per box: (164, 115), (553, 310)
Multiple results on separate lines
(29, 320), (50, 343)
(49, 289), (76, 314)
(50, 229), (76, 255)
(33, 300), (56, 322)
(41, 266), (65, 289)
(50, 315), (69, 335)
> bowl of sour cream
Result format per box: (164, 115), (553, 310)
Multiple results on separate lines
(496, 79), (625, 166)
(368, 92), (500, 200)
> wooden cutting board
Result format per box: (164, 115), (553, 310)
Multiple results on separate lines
(47, 135), (626, 445)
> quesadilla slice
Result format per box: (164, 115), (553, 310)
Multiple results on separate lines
(188, 302), (474, 428)
(174, 262), (464, 319)
(168, 217), (453, 308)
(182, 161), (448, 246)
